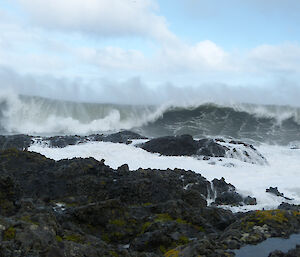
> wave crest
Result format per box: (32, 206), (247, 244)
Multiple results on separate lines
(1, 93), (300, 144)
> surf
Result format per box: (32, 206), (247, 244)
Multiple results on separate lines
(1, 93), (300, 145)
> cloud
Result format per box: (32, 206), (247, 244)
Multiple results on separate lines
(17, 0), (176, 42)
(248, 43), (300, 73)
(2, 65), (300, 107)
(77, 46), (147, 70)
(156, 40), (231, 72)
(1, 1), (300, 86)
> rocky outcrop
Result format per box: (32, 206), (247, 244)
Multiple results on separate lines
(197, 139), (228, 157)
(100, 130), (147, 143)
(268, 245), (300, 257)
(0, 133), (267, 165)
(212, 178), (257, 206)
(0, 134), (32, 150)
(140, 135), (228, 157)
(43, 130), (147, 147)
(140, 134), (201, 156)
(140, 135), (267, 165)
(266, 187), (293, 200)
(0, 148), (264, 256)
(278, 203), (300, 211)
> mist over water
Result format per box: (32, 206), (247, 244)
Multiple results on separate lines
(1, 91), (300, 145)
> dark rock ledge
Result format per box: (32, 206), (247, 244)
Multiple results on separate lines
(0, 132), (267, 165)
(0, 148), (299, 257)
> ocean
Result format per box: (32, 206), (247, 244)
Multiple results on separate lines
(1, 92), (300, 211)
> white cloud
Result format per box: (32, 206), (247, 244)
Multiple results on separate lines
(75, 40), (231, 74)
(77, 46), (147, 70)
(248, 43), (300, 73)
(17, 0), (176, 42)
(1, 2), (300, 84)
(156, 40), (231, 72)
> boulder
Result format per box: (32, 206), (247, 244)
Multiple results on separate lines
(140, 134), (199, 156)
(197, 139), (228, 157)
(102, 130), (147, 144)
(212, 178), (257, 206)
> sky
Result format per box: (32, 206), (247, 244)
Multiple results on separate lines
(1, 0), (300, 104)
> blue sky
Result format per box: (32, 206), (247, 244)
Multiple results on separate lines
(158, 0), (300, 48)
(1, 0), (300, 104)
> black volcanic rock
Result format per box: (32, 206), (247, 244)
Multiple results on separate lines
(0, 148), (266, 256)
(268, 245), (300, 257)
(47, 135), (84, 148)
(0, 134), (32, 150)
(278, 203), (300, 211)
(0, 176), (22, 216)
(140, 135), (231, 158)
(197, 139), (228, 157)
(140, 134), (199, 156)
(102, 130), (147, 143)
(212, 177), (257, 206)
(266, 187), (293, 200)
(44, 130), (147, 148)
(0, 133), (267, 165)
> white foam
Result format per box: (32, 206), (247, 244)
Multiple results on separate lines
(29, 141), (300, 211)
(2, 92), (300, 135)
(0, 93), (166, 135)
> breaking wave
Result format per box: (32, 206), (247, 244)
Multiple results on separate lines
(1, 92), (300, 145)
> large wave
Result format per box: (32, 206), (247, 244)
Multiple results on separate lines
(1, 93), (300, 145)
(0, 92), (163, 135)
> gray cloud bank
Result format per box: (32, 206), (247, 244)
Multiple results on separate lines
(1, 66), (300, 107)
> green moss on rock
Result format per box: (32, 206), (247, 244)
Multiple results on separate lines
(3, 227), (16, 240)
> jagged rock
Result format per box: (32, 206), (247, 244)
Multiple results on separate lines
(266, 187), (293, 200)
(212, 178), (257, 206)
(47, 135), (84, 148)
(268, 245), (300, 257)
(0, 134), (32, 150)
(102, 130), (147, 143)
(0, 149), (294, 257)
(140, 135), (228, 157)
(197, 139), (228, 157)
(278, 203), (300, 211)
(140, 134), (199, 156)
(0, 176), (22, 216)
(140, 135), (267, 165)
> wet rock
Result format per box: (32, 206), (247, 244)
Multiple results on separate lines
(197, 139), (228, 157)
(212, 177), (256, 206)
(45, 131), (147, 147)
(243, 196), (257, 205)
(47, 135), (84, 148)
(268, 245), (300, 257)
(0, 148), (293, 257)
(140, 135), (267, 165)
(214, 191), (244, 206)
(0, 134), (32, 150)
(278, 203), (300, 211)
(102, 130), (147, 144)
(0, 176), (22, 216)
(140, 134), (199, 156)
(266, 187), (293, 200)
(140, 135), (228, 157)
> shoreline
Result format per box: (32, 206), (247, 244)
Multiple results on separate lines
(0, 136), (300, 256)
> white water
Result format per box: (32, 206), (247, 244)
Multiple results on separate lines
(2, 92), (300, 136)
(29, 141), (300, 212)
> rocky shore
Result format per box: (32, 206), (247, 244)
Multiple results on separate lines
(0, 133), (299, 256)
